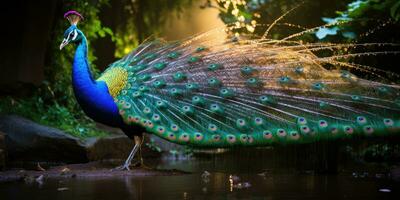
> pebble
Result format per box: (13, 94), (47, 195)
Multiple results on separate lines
(57, 187), (69, 191)
(379, 188), (391, 193)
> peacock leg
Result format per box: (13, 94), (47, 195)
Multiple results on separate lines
(112, 136), (141, 171)
(132, 135), (152, 169)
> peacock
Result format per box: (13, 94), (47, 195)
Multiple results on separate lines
(60, 10), (400, 170)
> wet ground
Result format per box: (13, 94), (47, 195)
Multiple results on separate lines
(1, 157), (400, 200)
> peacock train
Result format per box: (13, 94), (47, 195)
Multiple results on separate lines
(59, 10), (400, 170)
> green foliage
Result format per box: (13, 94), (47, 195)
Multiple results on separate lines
(315, 0), (400, 39)
(0, 95), (108, 138)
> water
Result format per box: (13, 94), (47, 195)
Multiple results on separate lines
(1, 170), (399, 200)
(1, 154), (400, 200)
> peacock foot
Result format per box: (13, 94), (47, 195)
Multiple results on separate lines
(111, 162), (131, 171)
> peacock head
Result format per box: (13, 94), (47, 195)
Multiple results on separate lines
(60, 10), (84, 50)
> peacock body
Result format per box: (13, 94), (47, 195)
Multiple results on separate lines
(62, 11), (400, 150)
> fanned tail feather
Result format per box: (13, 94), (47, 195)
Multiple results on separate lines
(100, 25), (400, 148)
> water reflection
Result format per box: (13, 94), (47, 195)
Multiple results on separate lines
(1, 170), (399, 200)
(1, 154), (400, 200)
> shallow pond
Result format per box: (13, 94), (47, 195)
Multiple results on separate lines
(1, 153), (400, 200)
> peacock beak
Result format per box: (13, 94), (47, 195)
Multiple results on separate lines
(59, 38), (69, 50)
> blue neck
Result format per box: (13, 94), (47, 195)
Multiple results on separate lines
(72, 36), (95, 91)
(71, 36), (122, 127)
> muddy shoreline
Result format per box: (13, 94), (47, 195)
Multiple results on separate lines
(0, 161), (189, 183)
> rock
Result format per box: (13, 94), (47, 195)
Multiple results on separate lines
(0, 115), (88, 165)
(85, 135), (160, 161)
(390, 166), (400, 182)
(0, 132), (7, 170)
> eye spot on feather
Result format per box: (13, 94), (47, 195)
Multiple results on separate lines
(351, 95), (361, 101)
(262, 130), (273, 139)
(145, 120), (154, 129)
(226, 134), (236, 143)
(179, 133), (190, 142)
(173, 72), (187, 82)
(220, 88), (234, 98)
(294, 66), (304, 74)
(152, 114), (161, 122)
(153, 80), (166, 88)
(192, 95), (205, 106)
(300, 125), (310, 134)
(143, 107), (152, 115)
(277, 129), (287, 137)
(318, 120), (328, 128)
(123, 102), (131, 109)
(131, 116), (141, 123)
(156, 100), (167, 109)
(378, 86), (388, 93)
(210, 104), (223, 114)
(196, 46), (206, 52)
(186, 83), (199, 91)
(343, 126), (354, 135)
(188, 56), (200, 63)
(138, 85), (149, 92)
(297, 117), (307, 125)
(138, 74), (151, 82)
(153, 62), (167, 70)
(170, 88), (183, 97)
(182, 105), (194, 115)
(167, 132), (176, 140)
(279, 76), (291, 84)
(312, 82), (325, 90)
(212, 135), (221, 142)
(127, 115), (136, 123)
(254, 117), (264, 126)
(341, 71), (355, 80)
(156, 126), (166, 134)
(194, 132), (203, 141)
(241, 66), (255, 75)
(208, 124), (218, 132)
(383, 118), (394, 126)
(363, 126), (374, 135)
(208, 63), (222, 71)
(140, 119), (147, 127)
(207, 77), (222, 87)
(259, 95), (274, 105)
(319, 101), (328, 108)
(131, 64), (148, 72)
(239, 134), (248, 143)
(356, 116), (367, 125)
(167, 52), (181, 59)
(290, 131), (300, 140)
(170, 124), (179, 132)
(236, 119), (248, 129)
(246, 77), (262, 87)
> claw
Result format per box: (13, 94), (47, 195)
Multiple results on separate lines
(112, 164), (131, 171)
(110, 135), (152, 171)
